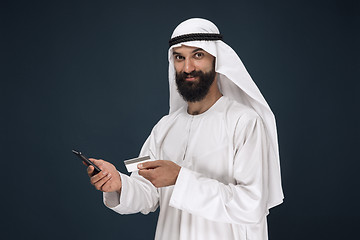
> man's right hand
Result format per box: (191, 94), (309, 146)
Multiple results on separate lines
(87, 159), (122, 194)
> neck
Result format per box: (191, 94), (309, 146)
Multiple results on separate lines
(187, 78), (223, 115)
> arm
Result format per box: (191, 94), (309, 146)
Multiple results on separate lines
(95, 135), (160, 215)
(103, 171), (159, 215)
(135, 114), (269, 224)
(167, 116), (269, 224)
(137, 116), (268, 223)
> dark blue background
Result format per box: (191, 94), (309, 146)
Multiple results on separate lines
(1, 0), (359, 239)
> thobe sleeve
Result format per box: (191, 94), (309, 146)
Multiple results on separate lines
(169, 115), (269, 224)
(103, 135), (160, 215)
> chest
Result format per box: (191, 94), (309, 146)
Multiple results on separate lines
(156, 115), (236, 183)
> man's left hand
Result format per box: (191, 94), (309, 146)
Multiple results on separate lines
(138, 160), (181, 188)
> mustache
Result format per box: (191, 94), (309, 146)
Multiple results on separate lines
(176, 70), (203, 79)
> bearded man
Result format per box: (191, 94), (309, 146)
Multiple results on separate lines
(86, 18), (284, 240)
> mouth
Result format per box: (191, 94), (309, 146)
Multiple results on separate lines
(185, 76), (198, 81)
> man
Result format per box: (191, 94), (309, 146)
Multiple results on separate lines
(87, 18), (284, 240)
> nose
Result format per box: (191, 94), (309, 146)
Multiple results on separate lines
(184, 59), (195, 74)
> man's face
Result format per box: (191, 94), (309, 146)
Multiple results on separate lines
(173, 45), (216, 102)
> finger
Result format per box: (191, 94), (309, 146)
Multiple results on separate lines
(94, 173), (112, 191)
(89, 158), (100, 162)
(87, 159), (104, 176)
(138, 160), (162, 170)
(138, 169), (153, 180)
(87, 165), (95, 177)
(90, 171), (109, 184)
(89, 158), (104, 168)
(101, 181), (113, 192)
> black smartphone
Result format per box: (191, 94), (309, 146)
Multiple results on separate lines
(72, 149), (101, 174)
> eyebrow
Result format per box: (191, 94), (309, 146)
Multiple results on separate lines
(192, 48), (204, 53)
(173, 48), (205, 55)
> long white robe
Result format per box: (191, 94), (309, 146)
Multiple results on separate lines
(104, 96), (270, 240)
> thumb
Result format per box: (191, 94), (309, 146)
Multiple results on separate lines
(87, 165), (95, 176)
(138, 160), (160, 170)
(89, 158), (104, 167)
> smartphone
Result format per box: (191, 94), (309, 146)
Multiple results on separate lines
(72, 149), (101, 174)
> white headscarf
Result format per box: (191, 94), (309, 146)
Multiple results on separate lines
(168, 18), (284, 209)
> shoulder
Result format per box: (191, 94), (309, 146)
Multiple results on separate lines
(222, 96), (261, 126)
(221, 98), (266, 145)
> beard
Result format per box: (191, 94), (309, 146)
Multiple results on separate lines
(175, 66), (216, 103)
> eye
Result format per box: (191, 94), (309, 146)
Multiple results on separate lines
(194, 52), (204, 59)
(174, 55), (184, 61)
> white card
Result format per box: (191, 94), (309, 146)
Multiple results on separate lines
(124, 156), (153, 172)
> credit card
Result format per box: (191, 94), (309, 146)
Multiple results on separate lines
(124, 156), (152, 172)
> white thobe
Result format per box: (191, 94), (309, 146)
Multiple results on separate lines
(104, 96), (270, 240)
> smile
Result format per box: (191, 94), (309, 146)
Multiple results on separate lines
(185, 76), (198, 81)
